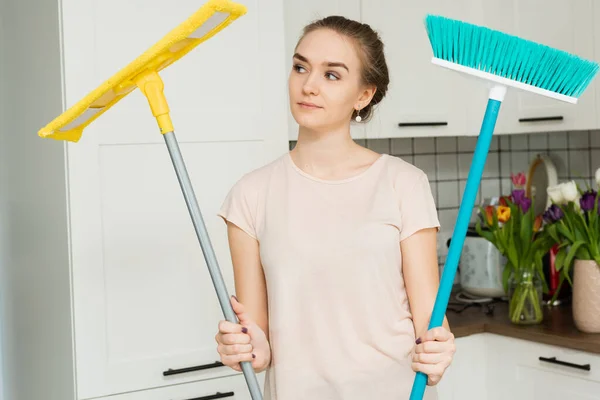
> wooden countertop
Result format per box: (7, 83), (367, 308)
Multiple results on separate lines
(446, 299), (600, 354)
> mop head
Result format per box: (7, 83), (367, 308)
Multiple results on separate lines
(425, 14), (599, 103)
(38, 0), (246, 142)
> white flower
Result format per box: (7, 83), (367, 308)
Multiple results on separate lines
(547, 181), (580, 205)
(561, 181), (579, 203)
(547, 184), (565, 204)
(596, 168), (600, 188)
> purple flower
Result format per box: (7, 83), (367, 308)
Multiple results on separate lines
(512, 189), (525, 204)
(520, 197), (531, 213)
(543, 204), (564, 223)
(511, 189), (531, 213)
(579, 190), (597, 212)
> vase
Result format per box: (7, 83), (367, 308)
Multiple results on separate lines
(508, 270), (543, 324)
(572, 259), (600, 333)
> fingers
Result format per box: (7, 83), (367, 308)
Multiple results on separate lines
(411, 361), (444, 385)
(417, 327), (454, 344)
(220, 352), (256, 368)
(217, 319), (247, 335)
(414, 340), (450, 354)
(230, 295), (252, 325)
(411, 361), (444, 376)
(217, 343), (253, 356)
(412, 351), (452, 366)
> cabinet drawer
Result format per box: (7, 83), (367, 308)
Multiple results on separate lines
(487, 334), (600, 383)
(91, 373), (265, 400)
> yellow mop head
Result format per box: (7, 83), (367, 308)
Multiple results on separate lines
(38, 0), (246, 142)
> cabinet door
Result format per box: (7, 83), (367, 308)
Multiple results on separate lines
(436, 335), (488, 400)
(473, 0), (597, 135)
(361, 0), (484, 139)
(61, 0), (288, 398)
(94, 373), (264, 400)
(486, 334), (600, 400)
(283, 0), (365, 140)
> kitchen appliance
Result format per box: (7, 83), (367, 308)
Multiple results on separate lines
(453, 227), (507, 298)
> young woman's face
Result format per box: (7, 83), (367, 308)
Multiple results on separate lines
(288, 28), (373, 132)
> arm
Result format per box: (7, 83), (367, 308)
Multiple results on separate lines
(401, 227), (455, 386)
(226, 221), (270, 340)
(401, 227), (450, 338)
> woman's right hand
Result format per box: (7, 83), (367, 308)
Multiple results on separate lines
(215, 295), (271, 373)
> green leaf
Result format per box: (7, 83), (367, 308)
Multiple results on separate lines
(565, 240), (586, 270)
(555, 248), (567, 271)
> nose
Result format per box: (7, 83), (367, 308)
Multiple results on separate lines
(302, 72), (319, 96)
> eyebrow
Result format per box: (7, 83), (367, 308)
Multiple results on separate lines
(293, 52), (349, 72)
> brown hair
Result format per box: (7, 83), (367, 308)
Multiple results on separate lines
(296, 15), (390, 123)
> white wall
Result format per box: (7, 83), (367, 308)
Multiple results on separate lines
(0, 0), (76, 399)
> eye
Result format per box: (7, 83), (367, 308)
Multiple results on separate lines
(325, 72), (339, 81)
(293, 64), (306, 73)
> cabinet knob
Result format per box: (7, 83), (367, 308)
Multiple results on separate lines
(163, 361), (225, 376)
(519, 116), (564, 122)
(398, 121), (448, 127)
(538, 356), (591, 371)
(181, 391), (235, 400)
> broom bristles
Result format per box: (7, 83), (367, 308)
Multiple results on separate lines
(425, 14), (599, 99)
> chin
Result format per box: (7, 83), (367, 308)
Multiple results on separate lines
(291, 106), (329, 132)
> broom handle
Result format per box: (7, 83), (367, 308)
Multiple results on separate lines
(163, 131), (264, 400)
(409, 84), (506, 400)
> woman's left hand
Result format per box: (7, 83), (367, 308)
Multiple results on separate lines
(411, 327), (456, 386)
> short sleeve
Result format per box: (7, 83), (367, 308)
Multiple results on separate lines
(217, 176), (258, 240)
(398, 172), (440, 241)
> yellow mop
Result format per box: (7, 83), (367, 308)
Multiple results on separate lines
(37, 1), (264, 398)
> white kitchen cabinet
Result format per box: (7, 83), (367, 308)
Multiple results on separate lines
(437, 334), (488, 400)
(360, 0), (484, 139)
(283, 0), (367, 141)
(438, 333), (600, 400)
(95, 374), (260, 400)
(469, 0), (598, 135)
(0, 0), (287, 399)
(486, 334), (600, 400)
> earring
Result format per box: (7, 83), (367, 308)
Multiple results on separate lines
(355, 108), (362, 122)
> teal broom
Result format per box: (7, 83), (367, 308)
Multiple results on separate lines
(410, 15), (600, 400)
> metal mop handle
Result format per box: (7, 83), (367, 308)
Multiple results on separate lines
(163, 130), (263, 400)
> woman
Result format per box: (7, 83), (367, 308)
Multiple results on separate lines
(215, 15), (455, 399)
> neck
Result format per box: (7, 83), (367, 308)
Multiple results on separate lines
(290, 123), (361, 174)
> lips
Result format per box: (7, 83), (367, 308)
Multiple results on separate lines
(298, 102), (322, 109)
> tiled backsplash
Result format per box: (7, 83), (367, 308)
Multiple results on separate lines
(290, 129), (600, 265)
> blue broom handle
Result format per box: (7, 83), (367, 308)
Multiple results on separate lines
(409, 95), (503, 400)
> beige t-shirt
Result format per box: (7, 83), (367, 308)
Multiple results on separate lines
(218, 152), (441, 400)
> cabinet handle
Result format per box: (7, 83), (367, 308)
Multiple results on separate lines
(163, 361), (225, 376)
(538, 356), (591, 371)
(180, 391), (234, 400)
(398, 121), (448, 127)
(518, 116), (563, 122)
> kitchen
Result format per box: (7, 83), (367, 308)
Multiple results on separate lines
(1, 0), (600, 399)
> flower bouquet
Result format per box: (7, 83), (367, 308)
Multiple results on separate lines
(476, 172), (555, 324)
(541, 169), (600, 332)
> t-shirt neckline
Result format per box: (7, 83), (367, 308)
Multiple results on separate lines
(286, 152), (386, 184)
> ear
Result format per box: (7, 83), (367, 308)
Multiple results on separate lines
(356, 84), (377, 109)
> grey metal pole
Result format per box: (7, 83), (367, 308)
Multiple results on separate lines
(163, 130), (263, 400)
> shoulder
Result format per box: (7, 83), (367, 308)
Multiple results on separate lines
(383, 154), (430, 189)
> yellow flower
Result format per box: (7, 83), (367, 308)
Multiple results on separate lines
(497, 206), (511, 223)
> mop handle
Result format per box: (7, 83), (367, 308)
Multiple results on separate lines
(409, 85), (505, 400)
(163, 131), (264, 400)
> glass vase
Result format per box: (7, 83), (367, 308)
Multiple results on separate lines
(508, 270), (543, 324)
